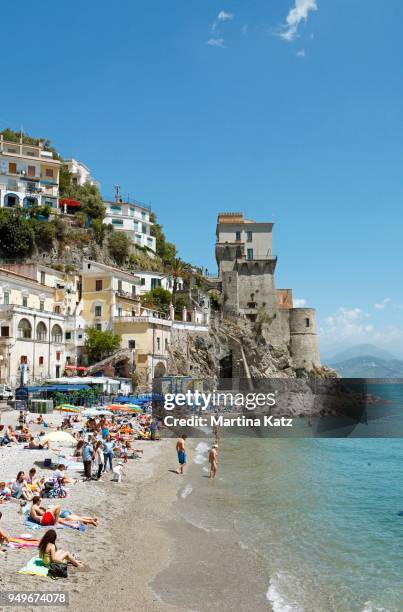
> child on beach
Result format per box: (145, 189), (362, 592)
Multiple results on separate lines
(112, 463), (125, 483)
(11, 472), (34, 501)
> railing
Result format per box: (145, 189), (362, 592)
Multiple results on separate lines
(103, 195), (152, 211)
(113, 315), (172, 326)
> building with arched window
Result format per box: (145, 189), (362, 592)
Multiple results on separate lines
(0, 135), (60, 211)
(0, 267), (66, 386)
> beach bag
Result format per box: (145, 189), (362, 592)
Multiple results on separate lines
(44, 458), (52, 468)
(48, 562), (68, 579)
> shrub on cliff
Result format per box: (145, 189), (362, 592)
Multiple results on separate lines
(30, 219), (56, 252)
(108, 232), (130, 265)
(0, 209), (35, 259)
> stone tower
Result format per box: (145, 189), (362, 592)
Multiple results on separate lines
(215, 212), (321, 371)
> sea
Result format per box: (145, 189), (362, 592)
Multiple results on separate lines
(166, 384), (403, 612)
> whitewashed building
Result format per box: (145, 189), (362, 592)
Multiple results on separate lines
(135, 271), (184, 295)
(103, 200), (156, 253)
(65, 159), (96, 186)
(0, 136), (60, 212)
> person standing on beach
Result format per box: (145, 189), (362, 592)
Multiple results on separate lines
(209, 444), (218, 479)
(176, 435), (187, 474)
(82, 440), (94, 481)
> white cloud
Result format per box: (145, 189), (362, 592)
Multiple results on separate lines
(374, 298), (391, 310)
(296, 49), (306, 57)
(206, 38), (225, 48)
(293, 298), (306, 307)
(218, 11), (234, 22)
(279, 0), (318, 42)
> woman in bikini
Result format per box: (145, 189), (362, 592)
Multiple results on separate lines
(38, 529), (82, 567)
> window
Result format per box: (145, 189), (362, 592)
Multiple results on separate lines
(235, 231), (241, 241)
(96, 324), (102, 331)
(18, 318), (32, 339)
(140, 278), (146, 286)
(56, 351), (61, 361)
(36, 322), (47, 341)
(111, 205), (121, 212)
(147, 237), (153, 243)
(305, 318), (310, 328)
(40, 271), (45, 285)
(45, 168), (54, 178)
(22, 296), (28, 307)
(1, 326), (9, 337)
(247, 231), (252, 242)
(128, 340), (136, 350)
(131, 285), (136, 297)
(7, 147), (17, 153)
(118, 280), (122, 292)
(78, 334), (83, 339)
(20, 356), (28, 364)
(156, 337), (161, 351)
(51, 324), (63, 343)
(131, 309), (136, 317)
(142, 223), (147, 234)
(9, 162), (17, 174)
(3, 292), (9, 305)
(247, 248), (253, 260)
(95, 279), (103, 291)
(39, 356), (44, 365)
(65, 332), (72, 340)
(112, 219), (123, 226)
(247, 302), (257, 309)
(117, 307), (122, 317)
(151, 278), (161, 289)
(165, 338), (169, 351)
(54, 305), (61, 314)
(39, 301), (44, 312)
(236, 247), (242, 258)
(27, 165), (36, 177)
(141, 211), (146, 219)
(95, 305), (102, 316)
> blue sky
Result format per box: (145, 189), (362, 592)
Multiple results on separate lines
(2, 0), (403, 358)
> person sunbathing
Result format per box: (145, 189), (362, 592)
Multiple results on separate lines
(1, 426), (18, 445)
(30, 496), (98, 527)
(38, 529), (82, 568)
(53, 464), (77, 486)
(36, 415), (44, 425)
(0, 511), (9, 546)
(26, 468), (44, 494)
(28, 435), (50, 450)
(11, 472), (34, 501)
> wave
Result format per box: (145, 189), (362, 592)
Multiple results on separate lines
(180, 484), (193, 499)
(266, 573), (303, 612)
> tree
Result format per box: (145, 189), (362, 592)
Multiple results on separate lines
(92, 218), (106, 245)
(84, 328), (121, 364)
(169, 258), (191, 296)
(0, 210), (35, 258)
(30, 219), (56, 252)
(150, 212), (177, 265)
(108, 232), (130, 265)
(142, 287), (172, 316)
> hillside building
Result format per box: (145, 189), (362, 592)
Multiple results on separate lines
(0, 136), (60, 212)
(103, 199), (156, 253)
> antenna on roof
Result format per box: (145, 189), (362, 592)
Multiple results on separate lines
(115, 185), (121, 203)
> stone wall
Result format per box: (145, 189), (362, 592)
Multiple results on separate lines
(289, 308), (321, 370)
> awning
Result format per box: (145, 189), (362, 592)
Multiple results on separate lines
(65, 365), (88, 371)
(59, 198), (81, 208)
(16, 384), (92, 393)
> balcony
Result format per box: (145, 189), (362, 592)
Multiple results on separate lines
(113, 315), (172, 327)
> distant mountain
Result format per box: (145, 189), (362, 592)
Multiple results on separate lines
(326, 344), (398, 364)
(327, 355), (403, 378)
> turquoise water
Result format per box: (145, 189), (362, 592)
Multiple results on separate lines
(182, 437), (403, 611)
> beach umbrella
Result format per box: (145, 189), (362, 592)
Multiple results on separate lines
(41, 431), (76, 445)
(82, 408), (112, 417)
(55, 404), (80, 413)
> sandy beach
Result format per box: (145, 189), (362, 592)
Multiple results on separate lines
(0, 411), (272, 612)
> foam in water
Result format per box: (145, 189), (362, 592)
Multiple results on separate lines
(194, 441), (210, 465)
(180, 484), (193, 499)
(266, 573), (302, 612)
(362, 603), (391, 612)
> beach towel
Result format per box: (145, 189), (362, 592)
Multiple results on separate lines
(8, 536), (40, 549)
(18, 556), (49, 577)
(23, 517), (86, 532)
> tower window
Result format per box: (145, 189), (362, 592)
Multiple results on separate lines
(247, 231), (252, 242)
(305, 318), (310, 327)
(247, 249), (253, 260)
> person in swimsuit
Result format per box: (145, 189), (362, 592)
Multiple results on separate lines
(176, 435), (187, 475)
(38, 529), (82, 567)
(209, 444), (218, 479)
(30, 496), (98, 527)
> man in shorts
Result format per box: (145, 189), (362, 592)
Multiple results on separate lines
(176, 435), (187, 475)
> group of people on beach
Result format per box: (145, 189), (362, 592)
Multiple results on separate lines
(0, 406), (157, 575)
